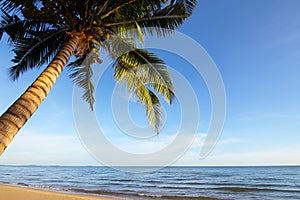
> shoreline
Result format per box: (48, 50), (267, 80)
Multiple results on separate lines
(0, 184), (116, 200)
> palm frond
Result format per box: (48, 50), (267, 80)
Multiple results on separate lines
(0, 0), (197, 134)
(9, 29), (68, 80)
(0, 9), (63, 43)
(112, 47), (175, 104)
(112, 46), (175, 132)
(103, 1), (190, 37)
(21, 2), (65, 27)
(135, 85), (163, 133)
(171, 0), (197, 15)
(102, 35), (138, 59)
(113, 63), (164, 132)
(0, 9), (21, 40)
(100, 0), (166, 20)
(70, 63), (95, 111)
(69, 49), (102, 110)
(0, 0), (29, 13)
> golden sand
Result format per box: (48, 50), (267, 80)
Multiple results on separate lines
(0, 184), (115, 200)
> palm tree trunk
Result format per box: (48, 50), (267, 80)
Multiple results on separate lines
(0, 36), (79, 156)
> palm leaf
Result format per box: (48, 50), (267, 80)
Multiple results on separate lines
(113, 47), (175, 104)
(68, 49), (102, 111)
(135, 85), (164, 133)
(9, 29), (68, 80)
(100, 0), (166, 20)
(170, 0), (197, 15)
(113, 63), (164, 132)
(70, 63), (95, 111)
(0, 9), (21, 40)
(104, 1), (190, 37)
(0, 0), (29, 13)
(112, 45), (175, 132)
(0, 0), (197, 134)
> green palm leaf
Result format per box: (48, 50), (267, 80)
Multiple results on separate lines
(113, 47), (175, 103)
(0, 0), (197, 134)
(69, 61), (95, 111)
(9, 29), (68, 80)
(135, 85), (164, 133)
(171, 0), (197, 15)
(113, 62), (164, 132)
(100, 0), (166, 20)
(105, 2), (190, 37)
(69, 48), (102, 111)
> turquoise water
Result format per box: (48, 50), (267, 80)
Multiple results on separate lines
(0, 166), (299, 199)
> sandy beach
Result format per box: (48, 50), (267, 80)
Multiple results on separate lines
(0, 184), (115, 200)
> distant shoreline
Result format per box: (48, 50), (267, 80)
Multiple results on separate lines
(0, 164), (299, 167)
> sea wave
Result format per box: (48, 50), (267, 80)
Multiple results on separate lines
(215, 187), (300, 193)
(1, 166), (300, 200)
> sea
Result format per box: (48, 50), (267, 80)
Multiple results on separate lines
(0, 165), (299, 199)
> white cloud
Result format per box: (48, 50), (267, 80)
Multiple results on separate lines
(2, 129), (299, 167)
(217, 138), (245, 145)
(0, 131), (98, 165)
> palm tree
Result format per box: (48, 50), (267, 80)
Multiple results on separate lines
(0, 0), (197, 156)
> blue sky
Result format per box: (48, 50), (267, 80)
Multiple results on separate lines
(1, 0), (300, 166)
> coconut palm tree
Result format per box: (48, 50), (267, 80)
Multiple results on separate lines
(0, 0), (197, 156)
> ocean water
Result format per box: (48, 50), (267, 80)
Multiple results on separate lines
(0, 165), (299, 199)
